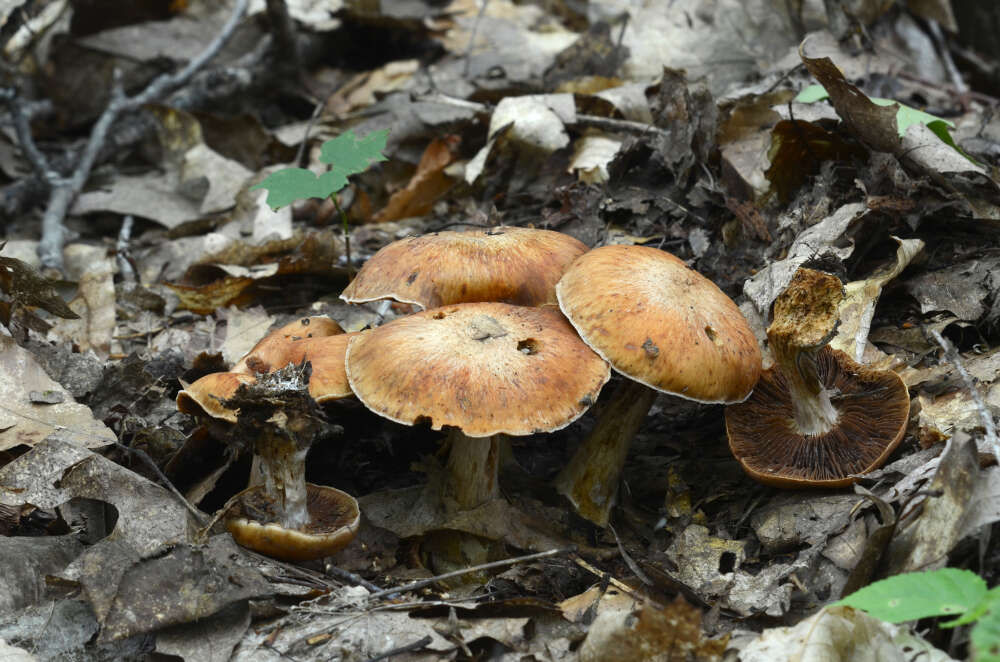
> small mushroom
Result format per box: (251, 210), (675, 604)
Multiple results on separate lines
(345, 302), (610, 509)
(340, 226), (588, 310)
(725, 268), (910, 487)
(232, 316), (343, 375)
(554, 245), (762, 526)
(216, 365), (360, 560)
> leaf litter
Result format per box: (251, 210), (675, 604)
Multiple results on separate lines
(3, 0), (1000, 660)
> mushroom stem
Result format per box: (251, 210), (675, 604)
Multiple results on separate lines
(255, 411), (311, 529)
(771, 342), (839, 436)
(445, 430), (502, 509)
(555, 379), (658, 527)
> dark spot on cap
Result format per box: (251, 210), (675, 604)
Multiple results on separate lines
(579, 394), (593, 407)
(642, 338), (659, 358)
(407, 271), (419, 284)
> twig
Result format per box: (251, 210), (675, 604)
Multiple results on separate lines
(324, 563), (383, 593)
(36, 0), (248, 273)
(0, 89), (55, 180)
(367, 546), (575, 600)
(929, 329), (1000, 461)
(608, 523), (653, 587)
(461, 0), (491, 79)
(570, 553), (640, 598)
(361, 635), (433, 662)
(114, 441), (209, 527)
(115, 215), (137, 284)
(411, 90), (672, 139)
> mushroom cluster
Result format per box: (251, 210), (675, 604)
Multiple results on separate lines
(178, 225), (764, 557)
(725, 267), (910, 487)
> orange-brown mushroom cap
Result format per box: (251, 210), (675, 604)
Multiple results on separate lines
(556, 245), (761, 403)
(176, 372), (256, 423)
(283, 333), (357, 403)
(232, 316), (343, 375)
(345, 302), (611, 437)
(340, 226), (588, 310)
(226, 483), (360, 561)
(725, 346), (910, 487)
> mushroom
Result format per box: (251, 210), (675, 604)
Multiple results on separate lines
(177, 319), (360, 561)
(345, 302), (611, 509)
(725, 268), (910, 487)
(340, 226), (588, 310)
(219, 365), (360, 560)
(554, 244), (762, 526)
(232, 316), (343, 375)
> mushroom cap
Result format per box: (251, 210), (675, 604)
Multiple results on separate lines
(340, 226), (588, 310)
(345, 302), (611, 437)
(232, 316), (343, 375)
(283, 333), (357, 403)
(725, 346), (910, 488)
(556, 245), (762, 403)
(226, 483), (360, 561)
(176, 372), (256, 423)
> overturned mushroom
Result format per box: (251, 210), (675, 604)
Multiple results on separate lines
(725, 268), (910, 487)
(340, 226), (588, 310)
(555, 245), (762, 526)
(221, 365), (359, 560)
(345, 302), (610, 509)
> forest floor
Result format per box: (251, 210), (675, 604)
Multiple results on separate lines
(1, 0), (999, 660)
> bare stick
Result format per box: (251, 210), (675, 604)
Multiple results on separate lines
(0, 89), (55, 180)
(114, 441), (208, 527)
(930, 329), (1000, 461)
(37, 0), (248, 272)
(115, 215), (137, 284)
(367, 546), (575, 600)
(361, 635), (433, 662)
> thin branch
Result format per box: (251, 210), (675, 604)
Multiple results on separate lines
(930, 329), (1000, 461)
(115, 215), (137, 284)
(37, 0), (248, 272)
(114, 441), (209, 527)
(361, 635), (433, 662)
(366, 546), (575, 600)
(0, 88), (56, 180)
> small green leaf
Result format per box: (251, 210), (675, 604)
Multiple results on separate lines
(835, 568), (987, 623)
(319, 129), (389, 178)
(794, 84), (829, 103)
(972, 601), (1000, 662)
(251, 168), (347, 210)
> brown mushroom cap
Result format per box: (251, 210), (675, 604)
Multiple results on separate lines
(283, 333), (357, 403)
(226, 483), (360, 561)
(232, 316), (343, 375)
(340, 226), (588, 310)
(176, 372), (256, 423)
(556, 245), (761, 403)
(345, 302), (611, 437)
(725, 346), (910, 487)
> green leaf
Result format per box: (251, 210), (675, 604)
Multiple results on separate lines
(794, 84), (829, 103)
(319, 129), (389, 179)
(971, 600), (1000, 662)
(943, 587), (1000, 628)
(834, 568), (987, 623)
(251, 168), (347, 210)
(794, 84), (974, 163)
